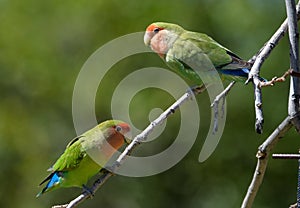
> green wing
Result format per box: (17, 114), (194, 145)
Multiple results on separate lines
(182, 32), (252, 69)
(180, 31), (232, 68)
(166, 31), (230, 84)
(165, 31), (252, 83)
(51, 136), (85, 171)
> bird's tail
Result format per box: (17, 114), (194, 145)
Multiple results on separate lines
(36, 172), (62, 197)
(219, 68), (267, 82)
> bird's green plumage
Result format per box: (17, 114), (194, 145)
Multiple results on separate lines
(50, 135), (100, 188)
(181, 31), (232, 67)
(37, 120), (130, 196)
(145, 22), (255, 84)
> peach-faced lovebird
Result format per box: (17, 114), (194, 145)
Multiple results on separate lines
(144, 22), (265, 84)
(37, 120), (130, 197)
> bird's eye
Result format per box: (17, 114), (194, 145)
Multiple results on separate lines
(115, 125), (122, 132)
(153, 27), (160, 33)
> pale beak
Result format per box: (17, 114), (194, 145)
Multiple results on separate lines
(123, 131), (132, 144)
(143, 31), (153, 46)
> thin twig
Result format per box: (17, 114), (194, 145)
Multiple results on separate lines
(211, 81), (235, 132)
(259, 69), (293, 87)
(241, 117), (293, 208)
(52, 85), (206, 208)
(272, 153), (300, 159)
(248, 2), (300, 65)
(253, 77), (264, 134)
(52, 205), (68, 208)
(259, 69), (300, 87)
(245, 0), (300, 134)
(286, 0), (300, 133)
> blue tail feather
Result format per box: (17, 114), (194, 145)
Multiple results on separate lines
(219, 68), (249, 78)
(219, 68), (267, 82)
(36, 172), (63, 197)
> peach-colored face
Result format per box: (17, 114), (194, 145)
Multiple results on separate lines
(144, 24), (168, 54)
(115, 122), (130, 136)
(101, 123), (131, 159)
(144, 24), (163, 45)
(144, 24), (176, 58)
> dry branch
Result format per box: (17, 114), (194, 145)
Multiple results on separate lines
(286, 0), (300, 133)
(241, 117), (293, 208)
(242, 1), (300, 207)
(245, 0), (300, 134)
(211, 81), (235, 132)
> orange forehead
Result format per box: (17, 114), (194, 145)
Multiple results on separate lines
(118, 123), (130, 133)
(146, 24), (163, 32)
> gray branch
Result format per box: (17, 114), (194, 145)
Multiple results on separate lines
(241, 117), (293, 208)
(52, 86), (206, 208)
(286, 0), (300, 133)
(241, 2), (300, 207)
(246, 0), (300, 134)
(211, 81), (235, 132)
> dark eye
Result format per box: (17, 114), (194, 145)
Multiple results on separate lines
(153, 27), (160, 33)
(115, 125), (122, 132)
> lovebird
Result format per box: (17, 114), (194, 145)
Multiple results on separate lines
(37, 120), (130, 197)
(144, 22), (264, 84)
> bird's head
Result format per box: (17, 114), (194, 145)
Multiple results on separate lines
(100, 120), (131, 144)
(111, 120), (132, 144)
(144, 22), (184, 54)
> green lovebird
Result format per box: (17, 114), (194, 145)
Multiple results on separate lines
(144, 22), (265, 85)
(37, 120), (130, 197)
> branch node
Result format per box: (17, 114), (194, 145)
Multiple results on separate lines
(256, 103), (262, 108)
(256, 150), (266, 159)
(255, 120), (264, 134)
(190, 84), (207, 95)
(245, 76), (253, 85)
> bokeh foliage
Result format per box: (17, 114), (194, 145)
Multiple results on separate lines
(0, 0), (299, 207)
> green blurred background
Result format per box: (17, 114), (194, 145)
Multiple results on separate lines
(1, 0), (299, 207)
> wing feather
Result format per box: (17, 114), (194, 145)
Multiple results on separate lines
(51, 136), (85, 171)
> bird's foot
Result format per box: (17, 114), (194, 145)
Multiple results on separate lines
(82, 185), (94, 198)
(103, 162), (122, 175)
(188, 85), (206, 95)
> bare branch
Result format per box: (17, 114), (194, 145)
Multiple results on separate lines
(259, 69), (300, 87)
(252, 78), (264, 134)
(272, 153), (300, 159)
(52, 85), (206, 208)
(248, 2), (300, 65)
(259, 69), (293, 87)
(286, 0), (300, 133)
(241, 117), (293, 208)
(52, 205), (68, 208)
(211, 81), (235, 132)
(245, 0), (300, 134)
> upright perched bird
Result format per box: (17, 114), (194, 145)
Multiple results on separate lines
(37, 120), (130, 197)
(144, 22), (264, 85)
